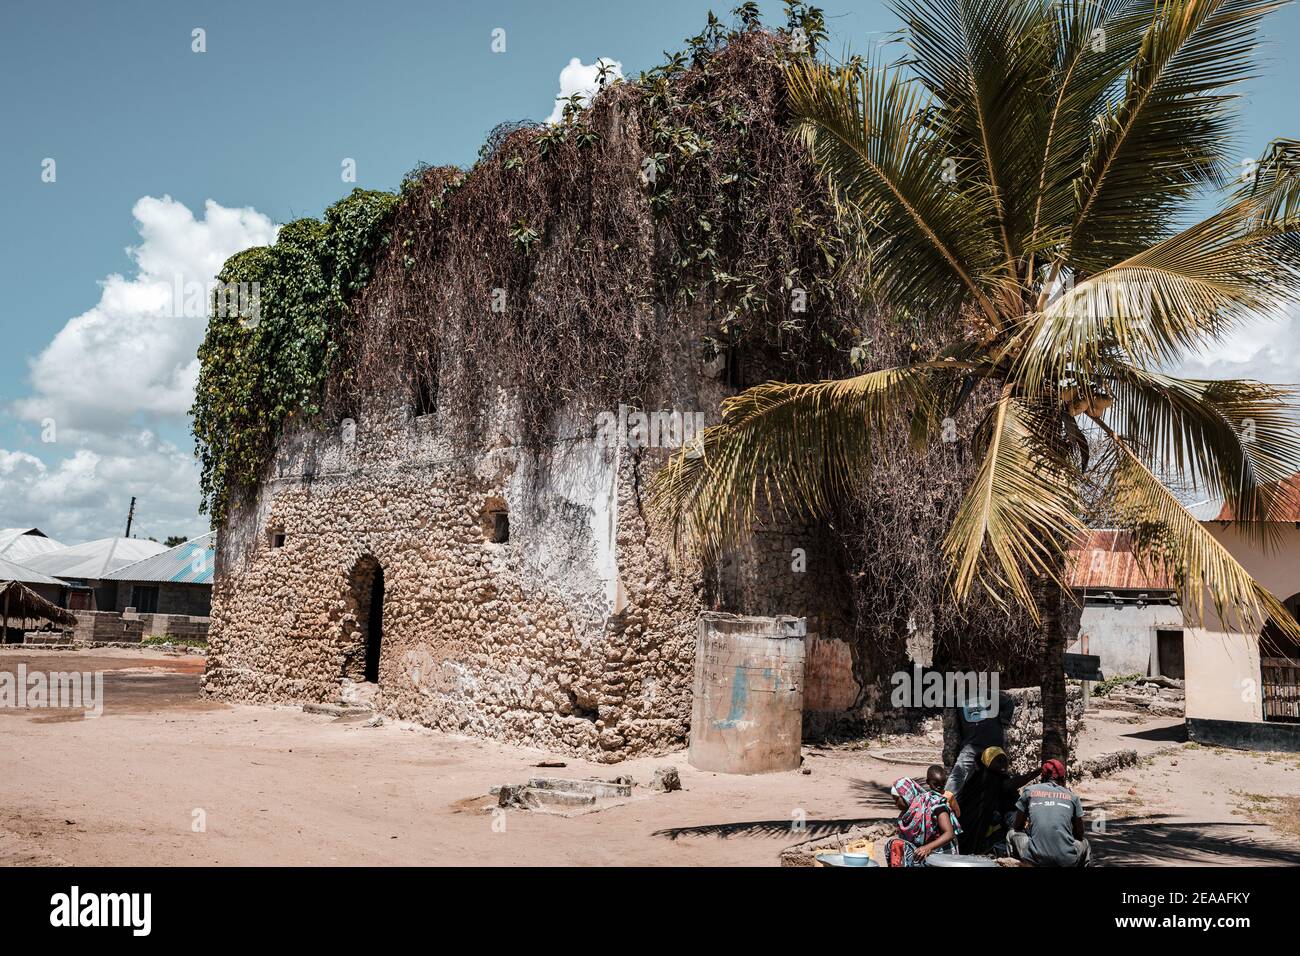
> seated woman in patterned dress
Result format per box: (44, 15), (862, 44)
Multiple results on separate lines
(884, 765), (960, 866)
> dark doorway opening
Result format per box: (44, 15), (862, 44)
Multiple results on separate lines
(131, 585), (160, 614)
(364, 565), (384, 684)
(1156, 629), (1185, 680)
(343, 555), (384, 688)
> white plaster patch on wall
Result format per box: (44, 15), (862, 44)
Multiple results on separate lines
(591, 445), (623, 615)
(510, 431), (624, 617)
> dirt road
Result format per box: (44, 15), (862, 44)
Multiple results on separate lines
(2, 649), (1297, 866)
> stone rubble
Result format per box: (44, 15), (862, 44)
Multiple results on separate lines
(1097, 675), (1185, 717)
(649, 766), (682, 792)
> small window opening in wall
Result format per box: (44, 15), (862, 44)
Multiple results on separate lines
(269, 529), (286, 549)
(481, 497), (509, 544)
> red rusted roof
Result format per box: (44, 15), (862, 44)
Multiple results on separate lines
(1212, 473), (1300, 522)
(1065, 529), (1174, 591)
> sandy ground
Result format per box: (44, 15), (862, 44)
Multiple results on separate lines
(2, 648), (1298, 866)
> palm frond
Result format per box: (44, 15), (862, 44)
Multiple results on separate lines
(944, 394), (1086, 617)
(1098, 421), (1300, 642)
(1063, 0), (1284, 275)
(649, 367), (935, 557)
(1102, 362), (1300, 533)
(1240, 136), (1300, 226)
(784, 57), (1007, 323)
(1014, 198), (1300, 384)
(1027, 0), (1160, 258)
(892, 0), (1058, 273)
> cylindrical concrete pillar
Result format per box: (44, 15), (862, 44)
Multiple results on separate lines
(688, 612), (806, 773)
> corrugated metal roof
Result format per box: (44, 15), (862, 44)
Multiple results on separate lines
(1186, 498), (1225, 521)
(0, 528), (66, 564)
(1066, 529), (1174, 591)
(23, 537), (169, 581)
(1209, 472), (1300, 522)
(0, 555), (65, 586)
(101, 532), (216, 585)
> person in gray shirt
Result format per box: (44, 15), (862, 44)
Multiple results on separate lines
(1009, 759), (1090, 866)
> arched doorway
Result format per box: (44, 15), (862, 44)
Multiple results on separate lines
(364, 565), (384, 684)
(344, 556), (385, 688)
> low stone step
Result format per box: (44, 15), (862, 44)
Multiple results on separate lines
(528, 788), (597, 809)
(528, 777), (633, 799)
(303, 702), (374, 717)
(491, 784), (598, 810)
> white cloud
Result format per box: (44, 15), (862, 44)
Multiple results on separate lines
(1170, 304), (1300, 387)
(1, 197), (277, 542)
(14, 196), (277, 431)
(547, 57), (623, 124)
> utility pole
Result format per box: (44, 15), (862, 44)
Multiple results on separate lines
(124, 496), (136, 538)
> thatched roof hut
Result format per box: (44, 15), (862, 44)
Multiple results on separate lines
(0, 579), (77, 637)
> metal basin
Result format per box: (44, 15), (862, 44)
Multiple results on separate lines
(925, 854), (999, 867)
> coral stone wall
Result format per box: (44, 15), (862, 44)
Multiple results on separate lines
(204, 393), (726, 760)
(202, 295), (862, 763)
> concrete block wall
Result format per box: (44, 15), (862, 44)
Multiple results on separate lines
(72, 610), (145, 644)
(122, 611), (211, 640)
(71, 609), (210, 643)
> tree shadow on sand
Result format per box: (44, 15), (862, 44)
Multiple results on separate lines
(651, 780), (1300, 865)
(651, 778), (898, 841)
(1090, 814), (1300, 865)
(1119, 722), (1189, 744)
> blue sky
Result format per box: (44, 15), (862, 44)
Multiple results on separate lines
(1, 0), (1298, 543)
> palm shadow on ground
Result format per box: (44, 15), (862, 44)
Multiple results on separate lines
(1120, 723), (1189, 744)
(652, 778), (1300, 865)
(1090, 814), (1300, 865)
(651, 778), (898, 841)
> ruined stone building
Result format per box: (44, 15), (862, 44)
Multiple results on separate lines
(204, 356), (862, 761)
(200, 29), (871, 761)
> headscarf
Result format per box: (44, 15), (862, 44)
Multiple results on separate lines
(980, 746), (1007, 769)
(1041, 759), (1067, 782)
(891, 776), (961, 846)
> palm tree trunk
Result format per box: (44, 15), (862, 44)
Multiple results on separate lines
(1035, 572), (1069, 762)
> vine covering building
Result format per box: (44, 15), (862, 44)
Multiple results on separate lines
(198, 23), (869, 760)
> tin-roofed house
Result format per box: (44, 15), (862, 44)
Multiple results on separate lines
(101, 532), (215, 615)
(100, 533), (215, 642)
(1065, 530), (1184, 680)
(22, 536), (169, 611)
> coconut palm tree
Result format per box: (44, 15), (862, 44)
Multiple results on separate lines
(652, 0), (1300, 760)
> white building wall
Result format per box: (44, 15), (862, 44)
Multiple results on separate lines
(1068, 602), (1184, 678)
